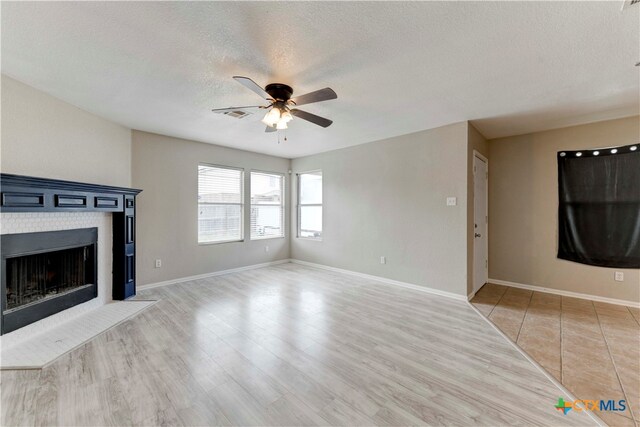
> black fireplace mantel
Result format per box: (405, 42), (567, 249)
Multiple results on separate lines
(1, 173), (142, 301)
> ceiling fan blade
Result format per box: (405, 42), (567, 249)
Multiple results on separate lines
(211, 106), (263, 113)
(233, 76), (270, 100)
(290, 88), (337, 106)
(290, 109), (333, 128)
(265, 125), (276, 133)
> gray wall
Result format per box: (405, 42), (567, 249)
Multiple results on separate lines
(6, 74), (635, 303)
(1, 75), (131, 187)
(290, 122), (470, 296)
(488, 116), (640, 303)
(132, 131), (291, 286)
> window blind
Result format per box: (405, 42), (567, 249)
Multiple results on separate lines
(298, 171), (322, 239)
(250, 172), (284, 239)
(198, 164), (243, 243)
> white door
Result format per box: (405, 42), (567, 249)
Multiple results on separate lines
(473, 154), (488, 294)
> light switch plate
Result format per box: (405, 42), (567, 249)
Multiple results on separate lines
(446, 197), (457, 206)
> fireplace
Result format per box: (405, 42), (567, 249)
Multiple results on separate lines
(1, 228), (98, 334)
(1, 173), (141, 337)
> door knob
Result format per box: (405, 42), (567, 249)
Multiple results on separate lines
(475, 233), (481, 238)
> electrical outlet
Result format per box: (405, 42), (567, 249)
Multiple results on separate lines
(380, 256), (386, 264)
(155, 259), (162, 268)
(265, 245), (270, 253)
(446, 197), (457, 206)
(614, 271), (624, 282)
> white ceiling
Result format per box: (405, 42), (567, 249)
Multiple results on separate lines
(2, 2), (638, 158)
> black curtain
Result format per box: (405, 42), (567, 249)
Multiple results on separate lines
(558, 145), (640, 268)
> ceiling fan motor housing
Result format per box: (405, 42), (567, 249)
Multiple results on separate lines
(265, 83), (294, 101)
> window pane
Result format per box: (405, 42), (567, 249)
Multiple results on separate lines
(198, 204), (242, 243)
(251, 172), (283, 205)
(198, 164), (243, 243)
(198, 165), (242, 204)
(251, 205), (284, 239)
(300, 172), (322, 204)
(250, 172), (284, 239)
(300, 206), (322, 238)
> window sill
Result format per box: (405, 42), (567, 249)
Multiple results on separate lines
(297, 236), (322, 242)
(198, 239), (244, 246)
(250, 236), (285, 241)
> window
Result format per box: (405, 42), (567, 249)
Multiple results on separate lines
(298, 171), (322, 239)
(198, 164), (243, 244)
(557, 145), (640, 268)
(250, 171), (284, 239)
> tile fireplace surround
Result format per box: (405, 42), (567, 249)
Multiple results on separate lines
(0, 212), (112, 347)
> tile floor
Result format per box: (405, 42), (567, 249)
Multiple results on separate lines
(471, 284), (640, 427)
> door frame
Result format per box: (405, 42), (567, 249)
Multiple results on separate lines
(473, 150), (489, 294)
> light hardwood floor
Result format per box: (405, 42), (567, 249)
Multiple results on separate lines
(472, 283), (640, 427)
(2, 264), (595, 426)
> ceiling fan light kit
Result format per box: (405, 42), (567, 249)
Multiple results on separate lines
(212, 76), (337, 135)
(261, 107), (282, 127)
(263, 106), (294, 129)
(276, 118), (289, 130)
(280, 110), (293, 123)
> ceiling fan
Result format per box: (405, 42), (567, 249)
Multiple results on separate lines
(212, 76), (337, 132)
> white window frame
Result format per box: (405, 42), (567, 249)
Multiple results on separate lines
(250, 170), (286, 240)
(197, 163), (244, 245)
(297, 170), (323, 241)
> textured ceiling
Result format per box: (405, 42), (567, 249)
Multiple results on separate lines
(2, 2), (638, 158)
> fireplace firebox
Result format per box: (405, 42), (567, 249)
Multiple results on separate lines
(1, 228), (98, 334)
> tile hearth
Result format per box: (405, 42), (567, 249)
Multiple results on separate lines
(0, 300), (155, 369)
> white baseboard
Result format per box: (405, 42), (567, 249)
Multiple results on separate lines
(138, 259), (291, 290)
(138, 258), (468, 303)
(489, 278), (639, 309)
(290, 259), (467, 301)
